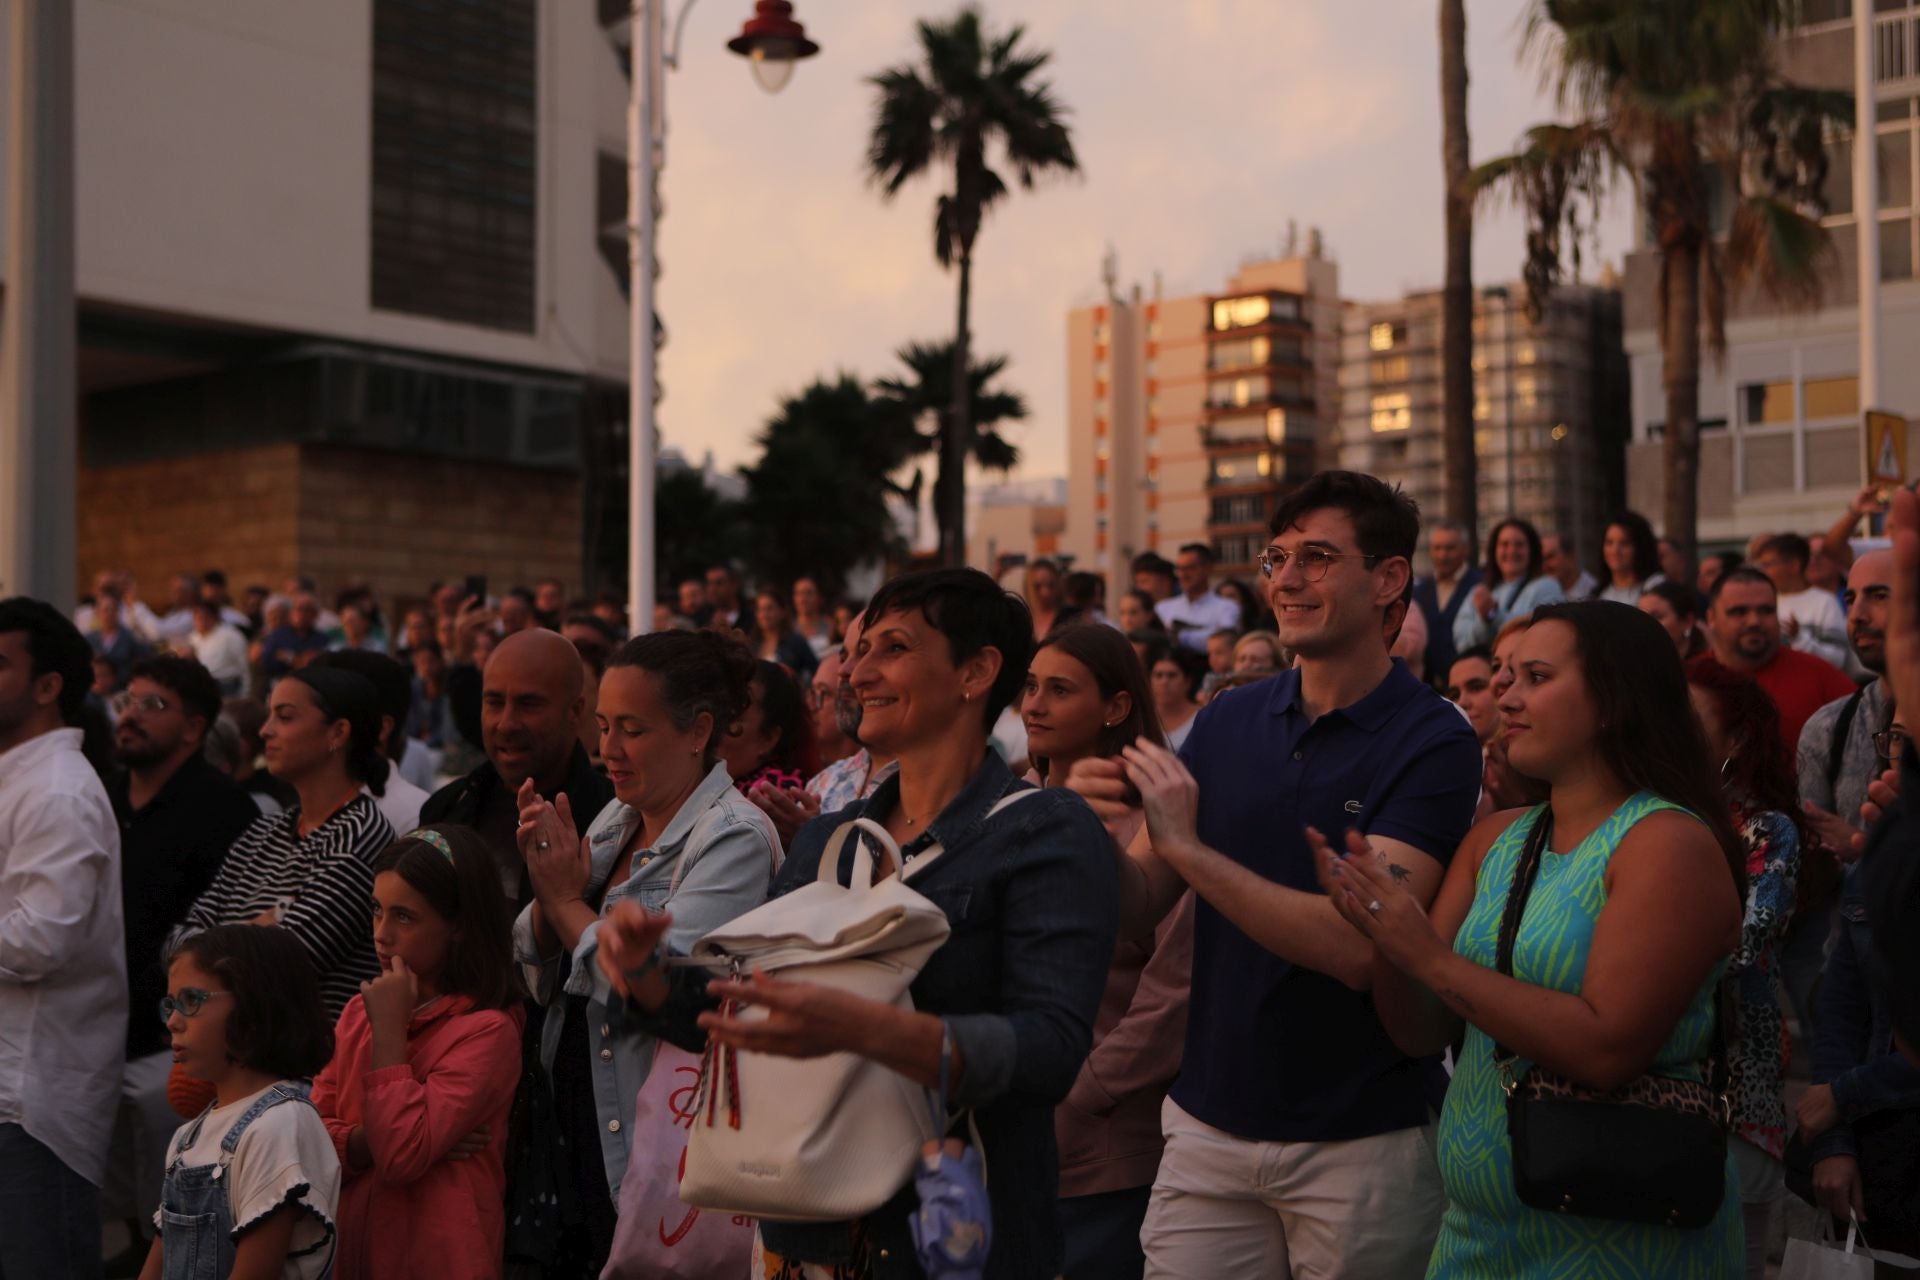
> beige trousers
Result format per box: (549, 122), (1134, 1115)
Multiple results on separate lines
(1140, 1097), (1444, 1280)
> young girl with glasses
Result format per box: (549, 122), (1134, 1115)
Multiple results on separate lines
(143, 925), (339, 1280)
(309, 826), (526, 1280)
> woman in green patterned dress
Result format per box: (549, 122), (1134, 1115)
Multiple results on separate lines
(1309, 601), (1747, 1278)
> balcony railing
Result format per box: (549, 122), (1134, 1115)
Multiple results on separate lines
(1882, 11), (1918, 87)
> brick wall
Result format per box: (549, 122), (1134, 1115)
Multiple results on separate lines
(297, 445), (582, 606)
(79, 442), (583, 608)
(79, 442), (302, 599)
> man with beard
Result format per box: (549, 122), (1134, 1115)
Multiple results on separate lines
(419, 627), (611, 905)
(1706, 567), (1855, 754)
(1800, 549), (1897, 858)
(101, 654), (259, 1267)
(748, 611), (898, 849)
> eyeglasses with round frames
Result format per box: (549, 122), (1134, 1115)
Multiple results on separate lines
(1258, 547), (1383, 582)
(1874, 728), (1909, 762)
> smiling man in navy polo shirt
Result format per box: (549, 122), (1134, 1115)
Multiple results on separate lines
(1074, 471), (1482, 1277)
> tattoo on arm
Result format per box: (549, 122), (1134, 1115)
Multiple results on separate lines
(1387, 863), (1413, 884)
(1439, 986), (1477, 1015)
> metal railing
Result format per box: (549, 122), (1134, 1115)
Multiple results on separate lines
(1879, 11), (1918, 87)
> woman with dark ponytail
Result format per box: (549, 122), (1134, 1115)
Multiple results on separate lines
(170, 666), (397, 1020)
(512, 628), (780, 1276)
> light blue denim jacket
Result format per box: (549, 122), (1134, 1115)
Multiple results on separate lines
(511, 761), (777, 1197)
(1452, 573), (1566, 651)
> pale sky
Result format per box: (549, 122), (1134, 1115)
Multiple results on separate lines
(654, 0), (1637, 480)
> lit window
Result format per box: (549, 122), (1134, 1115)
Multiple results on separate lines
(1741, 381), (1795, 425)
(1369, 323), (1396, 352)
(1212, 295), (1273, 331)
(1804, 375), (1860, 420)
(1371, 392), (1411, 433)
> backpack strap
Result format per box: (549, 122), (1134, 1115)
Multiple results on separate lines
(816, 817), (905, 888)
(899, 786), (1041, 884)
(1825, 688), (1867, 796)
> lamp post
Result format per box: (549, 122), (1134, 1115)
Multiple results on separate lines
(627, 0), (818, 636)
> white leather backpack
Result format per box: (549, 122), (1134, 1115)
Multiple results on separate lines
(677, 790), (1036, 1223)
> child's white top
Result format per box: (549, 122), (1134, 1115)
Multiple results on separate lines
(156, 1082), (340, 1280)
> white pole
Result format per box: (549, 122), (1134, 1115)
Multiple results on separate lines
(627, 0), (660, 635)
(1856, 0), (1881, 413)
(0, 0), (77, 607)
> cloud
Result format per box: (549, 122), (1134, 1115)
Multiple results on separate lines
(652, 0), (1635, 479)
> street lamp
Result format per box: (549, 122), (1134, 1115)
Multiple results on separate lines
(627, 0), (819, 637)
(728, 0), (820, 94)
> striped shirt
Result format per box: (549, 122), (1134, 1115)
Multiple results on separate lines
(168, 794), (394, 1017)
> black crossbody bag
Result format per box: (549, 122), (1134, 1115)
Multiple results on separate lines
(1494, 810), (1732, 1229)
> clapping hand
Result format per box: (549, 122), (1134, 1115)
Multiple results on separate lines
(1308, 825), (1444, 975)
(1116, 741), (1202, 866)
(747, 781), (820, 849)
(517, 779), (588, 907)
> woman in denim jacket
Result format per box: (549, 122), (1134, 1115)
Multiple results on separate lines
(1453, 518), (1566, 652)
(512, 630), (779, 1275)
(593, 568), (1121, 1280)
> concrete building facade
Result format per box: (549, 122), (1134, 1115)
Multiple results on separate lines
(1063, 247), (1341, 598)
(1621, 4), (1920, 548)
(0, 0), (636, 601)
(1338, 282), (1628, 565)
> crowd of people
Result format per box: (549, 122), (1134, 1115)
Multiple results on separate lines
(1, 469), (1917, 1280)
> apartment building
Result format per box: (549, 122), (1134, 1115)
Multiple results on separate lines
(1338, 282), (1628, 563)
(1621, 1), (1920, 547)
(1062, 245), (1341, 598)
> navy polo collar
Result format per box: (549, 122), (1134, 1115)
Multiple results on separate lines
(1267, 658), (1421, 734)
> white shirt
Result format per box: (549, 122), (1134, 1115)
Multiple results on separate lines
(0, 727), (127, 1185)
(369, 773), (427, 836)
(1155, 590), (1243, 651)
(156, 1082), (339, 1278)
(189, 623), (250, 687)
(76, 598), (166, 645)
(1778, 587), (1851, 671)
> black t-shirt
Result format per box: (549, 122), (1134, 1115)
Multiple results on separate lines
(112, 755), (261, 1057)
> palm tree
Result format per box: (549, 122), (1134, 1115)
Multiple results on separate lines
(874, 340), (1029, 547)
(866, 7), (1078, 566)
(1440, 0), (1477, 546)
(740, 375), (923, 597)
(1475, 0), (1849, 561)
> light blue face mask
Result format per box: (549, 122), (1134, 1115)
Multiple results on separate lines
(908, 1024), (992, 1279)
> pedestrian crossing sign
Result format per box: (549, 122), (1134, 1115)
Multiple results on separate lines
(1866, 410), (1907, 485)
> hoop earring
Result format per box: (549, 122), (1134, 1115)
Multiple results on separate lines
(1719, 757), (1735, 782)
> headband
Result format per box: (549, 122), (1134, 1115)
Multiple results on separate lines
(404, 828), (455, 863)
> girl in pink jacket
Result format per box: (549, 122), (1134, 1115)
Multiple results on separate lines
(312, 825), (525, 1280)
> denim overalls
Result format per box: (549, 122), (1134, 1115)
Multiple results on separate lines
(157, 1082), (334, 1280)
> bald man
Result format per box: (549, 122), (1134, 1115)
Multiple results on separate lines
(420, 628), (613, 903)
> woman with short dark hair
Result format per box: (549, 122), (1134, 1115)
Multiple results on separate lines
(595, 567), (1120, 1279)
